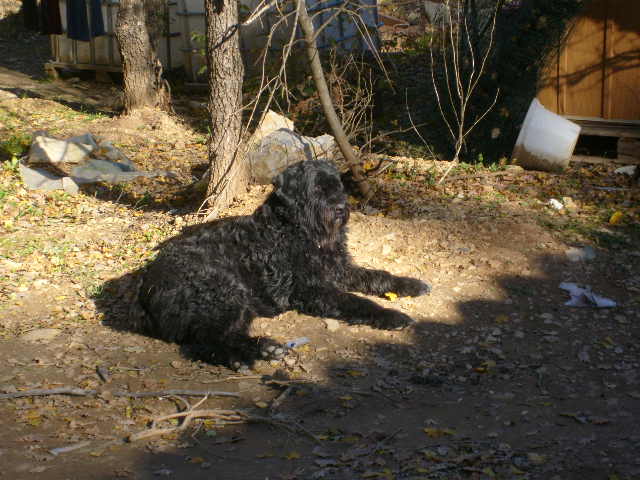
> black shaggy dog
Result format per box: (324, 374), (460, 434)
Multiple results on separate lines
(136, 160), (431, 369)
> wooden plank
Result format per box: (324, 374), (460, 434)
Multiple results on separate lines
(559, 0), (607, 118)
(568, 117), (640, 138)
(618, 138), (640, 160)
(605, 0), (640, 120)
(538, 46), (559, 113)
(571, 155), (640, 165)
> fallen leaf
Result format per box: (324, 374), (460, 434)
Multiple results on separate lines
(527, 453), (546, 465)
(423, 427), (455, 438)
(384, 292), (398, 301)
(609, 211), (623, 225)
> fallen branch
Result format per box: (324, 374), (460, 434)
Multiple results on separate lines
(0, 387), (239, 400)
(128, 408), (246, 442)
(438, 168), (523, 184)
(128, 407), (319, 444)
(269, 386), (293, 412)
(117, 390), (239, 399)
(0, 387), (97, 399)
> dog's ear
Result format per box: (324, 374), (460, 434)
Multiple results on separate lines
(271, 169), (297, 210)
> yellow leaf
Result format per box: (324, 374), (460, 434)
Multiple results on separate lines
(339, 395), (353, 401)
(346, 369), (366, 377)
(609, 211), (623, 225)
(254, 401), (269, 409)
(527, 452), (546, 465)
(363, 160), (376, 171)
(384, 292), (398, 301)
(284, 451), (301, 460)
(423, 428), (455, 438)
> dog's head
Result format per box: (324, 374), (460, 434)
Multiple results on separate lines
(270, 161), (349, 248)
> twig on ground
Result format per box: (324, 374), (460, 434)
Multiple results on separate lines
(0, 387), (239, 400)
(0, 387), (97, 399)
(117, 390), (239, 399)
(128, 408), (246, 442)
(128, 406), (319, 444)
(269, 386), (293, 412)
(199, 374), (263, 383)
(439, 169), (523, 184)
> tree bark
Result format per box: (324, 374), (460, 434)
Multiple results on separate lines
(115, 0), (170, 113)
(203, 0), (248, 217)
(296, 0), (371, 199)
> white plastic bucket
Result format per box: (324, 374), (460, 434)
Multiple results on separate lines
(512, 98), (582, 172)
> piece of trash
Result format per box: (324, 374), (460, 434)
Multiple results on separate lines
(20, 131), (174, 193)
(285, 337), (310, 349)
(614, 165), (638, 177)
(559, 282), (616, 308)
(153, 468), (173, 476)
(28, 131), (96, 164)
(511, 98), (581, 172)
(565, 246), (596, 262)
(548, 198), (563, 210)
(49, 440), (92, 456)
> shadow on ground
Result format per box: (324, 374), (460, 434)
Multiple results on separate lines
(84, 208), (639, 479)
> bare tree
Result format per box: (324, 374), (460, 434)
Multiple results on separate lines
(295, 0), (372, 198)
(429, 0), (500, 183)
(203, 0), (248, 217)
(199, 0), (381, 216)
(115, 0), (170, 113)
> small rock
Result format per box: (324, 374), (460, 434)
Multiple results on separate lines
(324, 319), (340, 332)
(565, 246), (596, 262)
(561, 196), (579, 212)
(153, 468), (173, 476)
(20, 328), (62, 343)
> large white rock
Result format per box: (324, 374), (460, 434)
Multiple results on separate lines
(251, 110), (295, 143)
(27, 132), (97, 164)
(247, 129), (336, 184)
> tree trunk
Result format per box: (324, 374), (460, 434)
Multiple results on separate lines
(203, 0), (248, 218)
(296, 0), (371, 199)
(115, 0), (170, 113)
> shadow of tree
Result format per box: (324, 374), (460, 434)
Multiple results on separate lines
(87, 195), (638, 479)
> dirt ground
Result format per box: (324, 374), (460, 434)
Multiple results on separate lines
(1, 33), (640, 480)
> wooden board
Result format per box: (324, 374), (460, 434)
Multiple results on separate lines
(605, 0), (640, 120)
(538, 0), (640, 123)
(559, 0), (607, 118)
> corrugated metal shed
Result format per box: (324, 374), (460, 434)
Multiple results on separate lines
(45, 0), (379, 80)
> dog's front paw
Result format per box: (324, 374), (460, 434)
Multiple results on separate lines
(394, 277), (432, 297)
(258, 338), (287, 361)
(374, 309), (416, 330)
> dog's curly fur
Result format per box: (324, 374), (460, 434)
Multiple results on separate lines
(136, 160), (431, 368)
